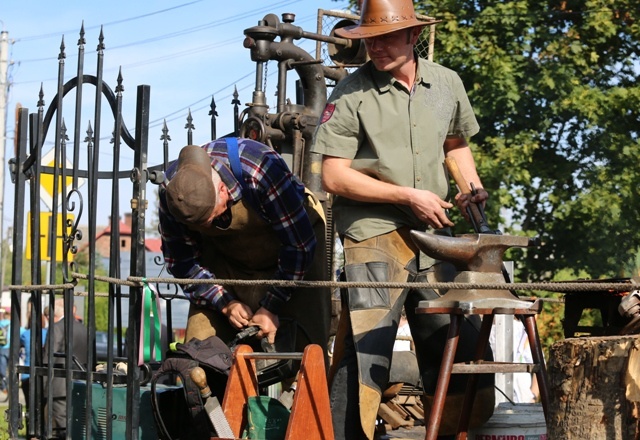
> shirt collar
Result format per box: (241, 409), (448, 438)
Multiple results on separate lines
(369, 63), (394, 93)
(212, 159), (242, 202)
(414, 57), (432, 88)
(211, 159), (240, 228)
(368, 52), (428, 93)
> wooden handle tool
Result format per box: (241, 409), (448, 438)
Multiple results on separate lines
(445, 157), (493, 234)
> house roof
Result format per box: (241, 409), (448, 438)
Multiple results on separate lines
(78, 216), (162, 253)
(145, 237), (163, 253)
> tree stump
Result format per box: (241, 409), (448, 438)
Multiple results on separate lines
(547, 335), (640, 439)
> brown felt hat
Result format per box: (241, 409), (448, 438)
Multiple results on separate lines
(335, 0), (437, 39)
(166, 145), (216, 226)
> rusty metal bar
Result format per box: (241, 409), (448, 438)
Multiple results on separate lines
(126, 84), (151, 440)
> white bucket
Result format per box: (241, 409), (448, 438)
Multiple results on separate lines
(468, 402), (547, 440)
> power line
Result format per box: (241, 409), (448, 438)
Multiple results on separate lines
(7, 5), (333, 145)
(14, 0), (304, 59)
(14, 1), (205, 42)
(10, 8), (319, 82)
(107, 0), (304, 51)
(10, 10), (321, 123)
(148, 37), (319, 127)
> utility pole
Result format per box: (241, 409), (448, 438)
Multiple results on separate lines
(0, 30), (9, 291)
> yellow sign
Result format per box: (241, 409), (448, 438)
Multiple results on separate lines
(39, 148), (84, 210)
(26, 212), (75, 262)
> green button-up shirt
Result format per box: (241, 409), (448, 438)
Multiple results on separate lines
(311, 57), (479, 241)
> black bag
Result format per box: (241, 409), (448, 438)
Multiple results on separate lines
(150, 335), (233, 440)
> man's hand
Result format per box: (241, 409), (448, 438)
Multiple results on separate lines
(221, 300), (253, 329)
(409, 188), (455, 229)
(454, 187), (489, 222)
(249, 307), (279, 344)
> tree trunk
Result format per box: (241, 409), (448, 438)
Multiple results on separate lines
(547, 335), (640, 439)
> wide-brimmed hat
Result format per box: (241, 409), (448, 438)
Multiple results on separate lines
(335, 0), (437, 40)
(165, 145), (216, 226)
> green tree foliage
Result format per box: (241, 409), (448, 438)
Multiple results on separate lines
(412, 0), (640, 281)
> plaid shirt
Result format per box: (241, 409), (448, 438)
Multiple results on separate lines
(158, 138), (317, 314)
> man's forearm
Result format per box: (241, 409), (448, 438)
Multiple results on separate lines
(444, 143), (482, 189)
(321, 157), (414, 205)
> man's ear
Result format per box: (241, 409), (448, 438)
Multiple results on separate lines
(409, 27), (422, 44)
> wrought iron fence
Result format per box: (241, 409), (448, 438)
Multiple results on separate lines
(4, 9), (358, 439)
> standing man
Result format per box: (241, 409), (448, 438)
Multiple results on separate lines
(158, 139), (330, 368)
(44, 298), (88, 439)
(311, 0), (494, 438)
(0, 308), (9, 395)
(20, 299), (48, 422)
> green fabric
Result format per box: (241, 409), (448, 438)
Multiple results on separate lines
(311, 57), (479, 242)
(142, 279), (162, 362)
(242, 396), (291, 439)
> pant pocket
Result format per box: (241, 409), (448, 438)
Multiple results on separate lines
(344, 262), (390, 311)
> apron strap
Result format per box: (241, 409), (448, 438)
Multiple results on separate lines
(224, 137), (268, 222)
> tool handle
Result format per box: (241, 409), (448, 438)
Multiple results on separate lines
(445, 157), (490, 233)
(190, 366), (212, 399)
(445, 157), (472, 194)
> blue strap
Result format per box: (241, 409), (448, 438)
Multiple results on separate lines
(225, 137), (244, 184)
(224, 137), (268, 222)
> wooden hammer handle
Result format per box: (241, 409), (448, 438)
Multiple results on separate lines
(444, 157), (472, 194)
(445, 157), (490, 232)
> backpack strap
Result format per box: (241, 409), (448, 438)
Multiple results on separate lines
(150, 357), (211, 440)
(224, 137), (269, 222)
(174, 335), (233, 375)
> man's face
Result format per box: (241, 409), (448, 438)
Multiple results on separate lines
(363, 28), (419, 73)
(206, 178), (230, 223)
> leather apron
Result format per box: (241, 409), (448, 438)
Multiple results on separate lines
(332, 228), (494, 439)
(183, 190), (331, 358)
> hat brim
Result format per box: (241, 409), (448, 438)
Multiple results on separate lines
(334, 19), (436, 39)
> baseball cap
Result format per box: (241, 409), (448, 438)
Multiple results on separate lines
(165, 145), (217, 226)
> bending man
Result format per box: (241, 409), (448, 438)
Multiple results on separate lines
(158, 139), (330, 368)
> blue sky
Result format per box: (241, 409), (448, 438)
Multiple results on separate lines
(1, 0), (352, 232)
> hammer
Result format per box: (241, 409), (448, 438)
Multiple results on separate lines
(445, 157), (497, 235)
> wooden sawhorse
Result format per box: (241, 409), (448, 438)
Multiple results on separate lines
(212, 343), (334, 440)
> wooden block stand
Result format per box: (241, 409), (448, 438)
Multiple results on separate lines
(547, 335), (640, 439)
(212, 344), (334, 440)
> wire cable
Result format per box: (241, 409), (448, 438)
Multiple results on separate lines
(14, 1), (206, 42)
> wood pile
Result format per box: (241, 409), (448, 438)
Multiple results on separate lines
(377, 384), (425, 433)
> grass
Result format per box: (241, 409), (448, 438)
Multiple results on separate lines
(0, 403), (11, 440)
(0, 401), (27, 439)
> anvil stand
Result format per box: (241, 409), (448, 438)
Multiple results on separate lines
(410, 231), (550, 440)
